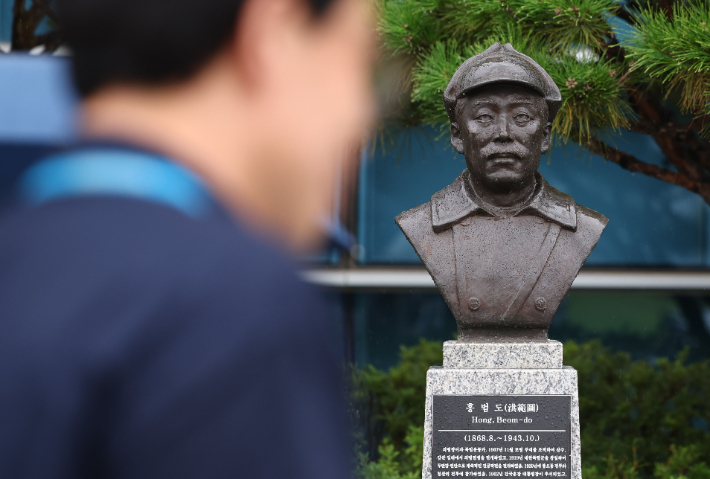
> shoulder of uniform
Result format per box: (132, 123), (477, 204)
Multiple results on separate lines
(395, 201), (431, 229)
(576, 203), (608, 229)
(569, 202), (608, 251)
(396, 201), (434, 244)
(430, 172), (479, 232)
(431, 175), (467, 205)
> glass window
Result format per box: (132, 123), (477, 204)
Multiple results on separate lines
(349, 291), (710, 370)
(0, 0), (13, 44)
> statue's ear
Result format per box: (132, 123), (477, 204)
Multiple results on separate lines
(540, 122), (552, 154)
(451, 122), (464, 154)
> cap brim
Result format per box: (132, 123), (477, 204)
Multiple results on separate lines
(460, 78), (547, 98)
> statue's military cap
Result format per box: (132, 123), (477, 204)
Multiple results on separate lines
(443, 42), (562, 124)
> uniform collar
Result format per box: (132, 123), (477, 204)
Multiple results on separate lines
(430, 169), (577, 232)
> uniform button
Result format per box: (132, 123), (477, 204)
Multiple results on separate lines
(468, 297), (481, 311)
(535, 297), (547, 312)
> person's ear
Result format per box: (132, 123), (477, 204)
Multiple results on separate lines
(451, 122), (464, 154)
(540, 122), (552, 154)
(230, 0), (308, 93)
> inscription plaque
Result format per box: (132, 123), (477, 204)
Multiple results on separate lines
(432, 395), (571, 478)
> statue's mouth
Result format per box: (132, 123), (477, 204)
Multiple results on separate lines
(487, 152), (521, 162)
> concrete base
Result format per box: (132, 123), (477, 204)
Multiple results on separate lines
(422, 342), (581, 479)
(443, 340), (563, 369)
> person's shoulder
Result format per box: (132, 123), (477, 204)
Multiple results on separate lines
(0, 195), (304, 306)
(0, 195), (249, 261)
(0, 195), (329, 352)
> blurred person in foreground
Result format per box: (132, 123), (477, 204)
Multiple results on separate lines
(0, 0), (375, 477)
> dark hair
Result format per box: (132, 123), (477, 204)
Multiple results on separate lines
(58, 0), (336, 97)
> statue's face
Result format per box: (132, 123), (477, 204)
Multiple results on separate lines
(451, 83), (551, 194)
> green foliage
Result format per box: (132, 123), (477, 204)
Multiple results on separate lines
(376, 0), (710, 143)
(411, 39), (479, 125)
(378, 0), (449, 55)
(352, 339), (710, 479)
(627, 1), (710, 114)
(654, 445), (710, 479)
(378, 0), (619, 54)
(565, 340), (710, 472)
(351, 339), (442, 449)
(582, 444), (710, 479)
(350, 339), (441, 478)
(583, 450), (641, 479)
(354, 428), (425, 479)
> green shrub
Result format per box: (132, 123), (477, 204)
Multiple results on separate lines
(350, 339), (442, 453)
(582, 445), (710, 479)
(351, 340), (710, 479)
(353, 427), (424, 479)
(566, 341), (710, 472)
(654, 445), (710, 479)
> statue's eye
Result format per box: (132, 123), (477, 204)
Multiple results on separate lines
(476, 114), (493, 122)
(514, 114), (531, 123)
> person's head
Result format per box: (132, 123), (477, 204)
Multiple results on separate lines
(451, 82), (550, 194)
(58, 0), (376, 250)
(444, 43), (560, 200)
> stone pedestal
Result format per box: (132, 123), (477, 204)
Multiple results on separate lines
(422, 340), (581, 479)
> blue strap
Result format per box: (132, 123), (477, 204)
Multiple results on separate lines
(18, 149), (212, 218)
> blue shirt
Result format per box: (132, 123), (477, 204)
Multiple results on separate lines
(0, 145), (350, 478)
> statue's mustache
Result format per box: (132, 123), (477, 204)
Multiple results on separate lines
(481, 145), (528, 161)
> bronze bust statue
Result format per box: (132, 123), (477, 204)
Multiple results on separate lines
(396, 43), (607, 343)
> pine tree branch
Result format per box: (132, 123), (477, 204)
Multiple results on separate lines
(654, 134), (707, 181)
(603, 34), (626, 63)
(630, 117), (710, 135)
(27, 0), (52, 18)
(614, 7), (636, 25)
(630, 90), (663, 123)
(682, 132), (710, 171)
(626, 91), (706, 179)
(586, 137), (701, 192)
(443, 4), (463, 12)
(655, 0), (675, 19)
(33, 0), (60, 24)
(628, 126), (710, 173)
(12, 0), (25, 16)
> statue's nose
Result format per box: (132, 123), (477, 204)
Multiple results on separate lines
(494, 117), (511, 141)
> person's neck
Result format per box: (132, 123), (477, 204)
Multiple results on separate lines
(79, 61), (291, 246)
(469, 173), (537, 209)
